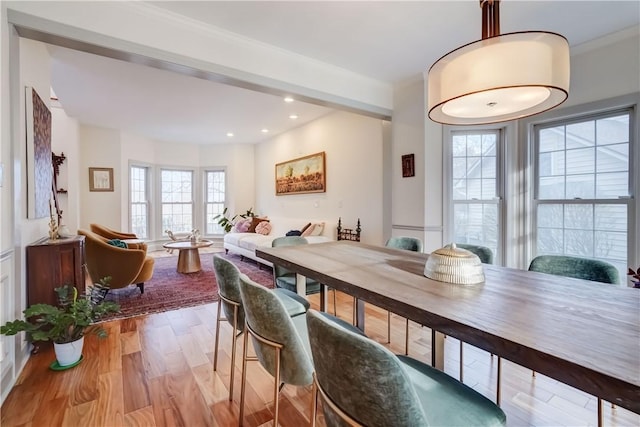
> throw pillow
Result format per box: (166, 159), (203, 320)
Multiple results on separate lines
(301, 224), (316, 237)
(255, 221), (272, 235)
(106, 239), (128, 249)
(233, 218), (251, 233)
(286, 230), (302, 236)
(300, 222), (312, 234)
(248, 217), (269, 233)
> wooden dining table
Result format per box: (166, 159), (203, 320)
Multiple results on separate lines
(256, 241), (640, 418)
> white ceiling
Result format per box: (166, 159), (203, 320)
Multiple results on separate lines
(49, 1), (640, 145)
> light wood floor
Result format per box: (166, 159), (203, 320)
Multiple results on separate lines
(2, 291), (639, 427)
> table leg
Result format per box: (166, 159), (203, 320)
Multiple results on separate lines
(355, 298), (365, 332)
(177, 249), (202, 273)
(430, 330), (445, 370)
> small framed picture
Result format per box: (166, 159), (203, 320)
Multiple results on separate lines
(402, 154), (415, 178)
(89, 167), (114, 192)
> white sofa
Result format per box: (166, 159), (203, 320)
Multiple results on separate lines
(223, 217), (334, 267)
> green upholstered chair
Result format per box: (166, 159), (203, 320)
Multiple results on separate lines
(386, 236), (423, 252)
(306, 309), (507, 427)
(527, 254), (619, 411)
(457, 243), (494, 264)
(237, 274), (358, 426)
(384, 236), (423, 354)
(528, 255), (620, 284)
(212, 254), (310, 402)
(272, 236), (336, 314)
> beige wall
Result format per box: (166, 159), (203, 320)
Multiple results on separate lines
(254, 111), (385, 245)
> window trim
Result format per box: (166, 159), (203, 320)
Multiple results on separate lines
(158, 166), (196, 237)
(203, 167), (228, 236)
(520, 93), (639, 275)
(128, 162), (151, 240)
(443, 124), (509, 265)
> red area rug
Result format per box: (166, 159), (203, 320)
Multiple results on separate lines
(101, 252), (274, 321)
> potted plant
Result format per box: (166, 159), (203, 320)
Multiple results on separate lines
(213, 207), (255, 233)
(0, 278), (120, 368)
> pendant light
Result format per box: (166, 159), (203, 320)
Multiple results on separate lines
(427, 0), (570, 125)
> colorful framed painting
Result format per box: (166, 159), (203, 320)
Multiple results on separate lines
(275, 152), (326, 195)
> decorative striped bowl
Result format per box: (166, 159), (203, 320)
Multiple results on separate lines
(424, 243), (485, 285)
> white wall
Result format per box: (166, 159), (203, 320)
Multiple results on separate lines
(254, 111), (385, 245)
(391, 77), (427, 244)
(51, 105), (80, 233)
(78, 125), (121, 231)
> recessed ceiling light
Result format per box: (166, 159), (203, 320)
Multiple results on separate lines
(226, 132), (234, 137)
(289, 114), (298, 120)
(261, 128), (269, 133)
(284, 97), (294, 103)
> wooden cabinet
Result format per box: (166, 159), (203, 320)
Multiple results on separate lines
(26, 236), (85, 307)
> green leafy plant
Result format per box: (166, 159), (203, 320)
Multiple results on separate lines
(213, 207), (255, 233)
(0, 278), (120, 344)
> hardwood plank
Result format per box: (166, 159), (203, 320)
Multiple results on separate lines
(121, 330), (141, 355)
(176, 333), (210, 368)
(94, 370), (125, 427)
(124, 406), (156, 427)
(30, 396), (68, 427)
(0, 388), (42, 426)
(122, 352), (151, 414)
(61, 399), (97, 427)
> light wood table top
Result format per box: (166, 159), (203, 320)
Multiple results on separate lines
(256, 241), (640, 414)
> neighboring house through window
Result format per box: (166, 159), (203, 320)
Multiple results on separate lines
(533, 109), (633, 278)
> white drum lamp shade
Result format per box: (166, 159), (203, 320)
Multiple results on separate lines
(427, 2), (570, 125)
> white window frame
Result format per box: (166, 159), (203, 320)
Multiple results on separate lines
(128, 163), (151, 239)
(203, 168), (227, 236)
(521, 93), (638, 278)
(158, 167), (195, 237)
(443, 124), (509, 265)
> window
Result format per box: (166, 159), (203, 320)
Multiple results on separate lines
(130, 165), (149, 239)
(534, 110), (632, 277)
(449, 130), (502, 261)
(160, 169), (194, 234)
(205, 170), (226, 235)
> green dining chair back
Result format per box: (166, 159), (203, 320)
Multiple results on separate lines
(528, 255), (620, 284)
(457, 243), (494, 264)
(237, 273), (314, 426)
(212, 254), (310, 402)
(306, 309), (507, 427)
(385, 236), (423, 252)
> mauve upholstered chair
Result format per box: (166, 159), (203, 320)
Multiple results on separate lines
(384, 236), (424, 354)
(212, 254), (310, 401)
(306, 309), (507, 427)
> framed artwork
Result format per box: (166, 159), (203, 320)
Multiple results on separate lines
(89, 167), (114, 192)
(402, 153), (415, 178)
(25, 87), (53, 219)
(275, 151), (326, 195)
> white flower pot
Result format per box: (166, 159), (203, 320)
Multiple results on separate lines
(53, 336), (84, 366)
